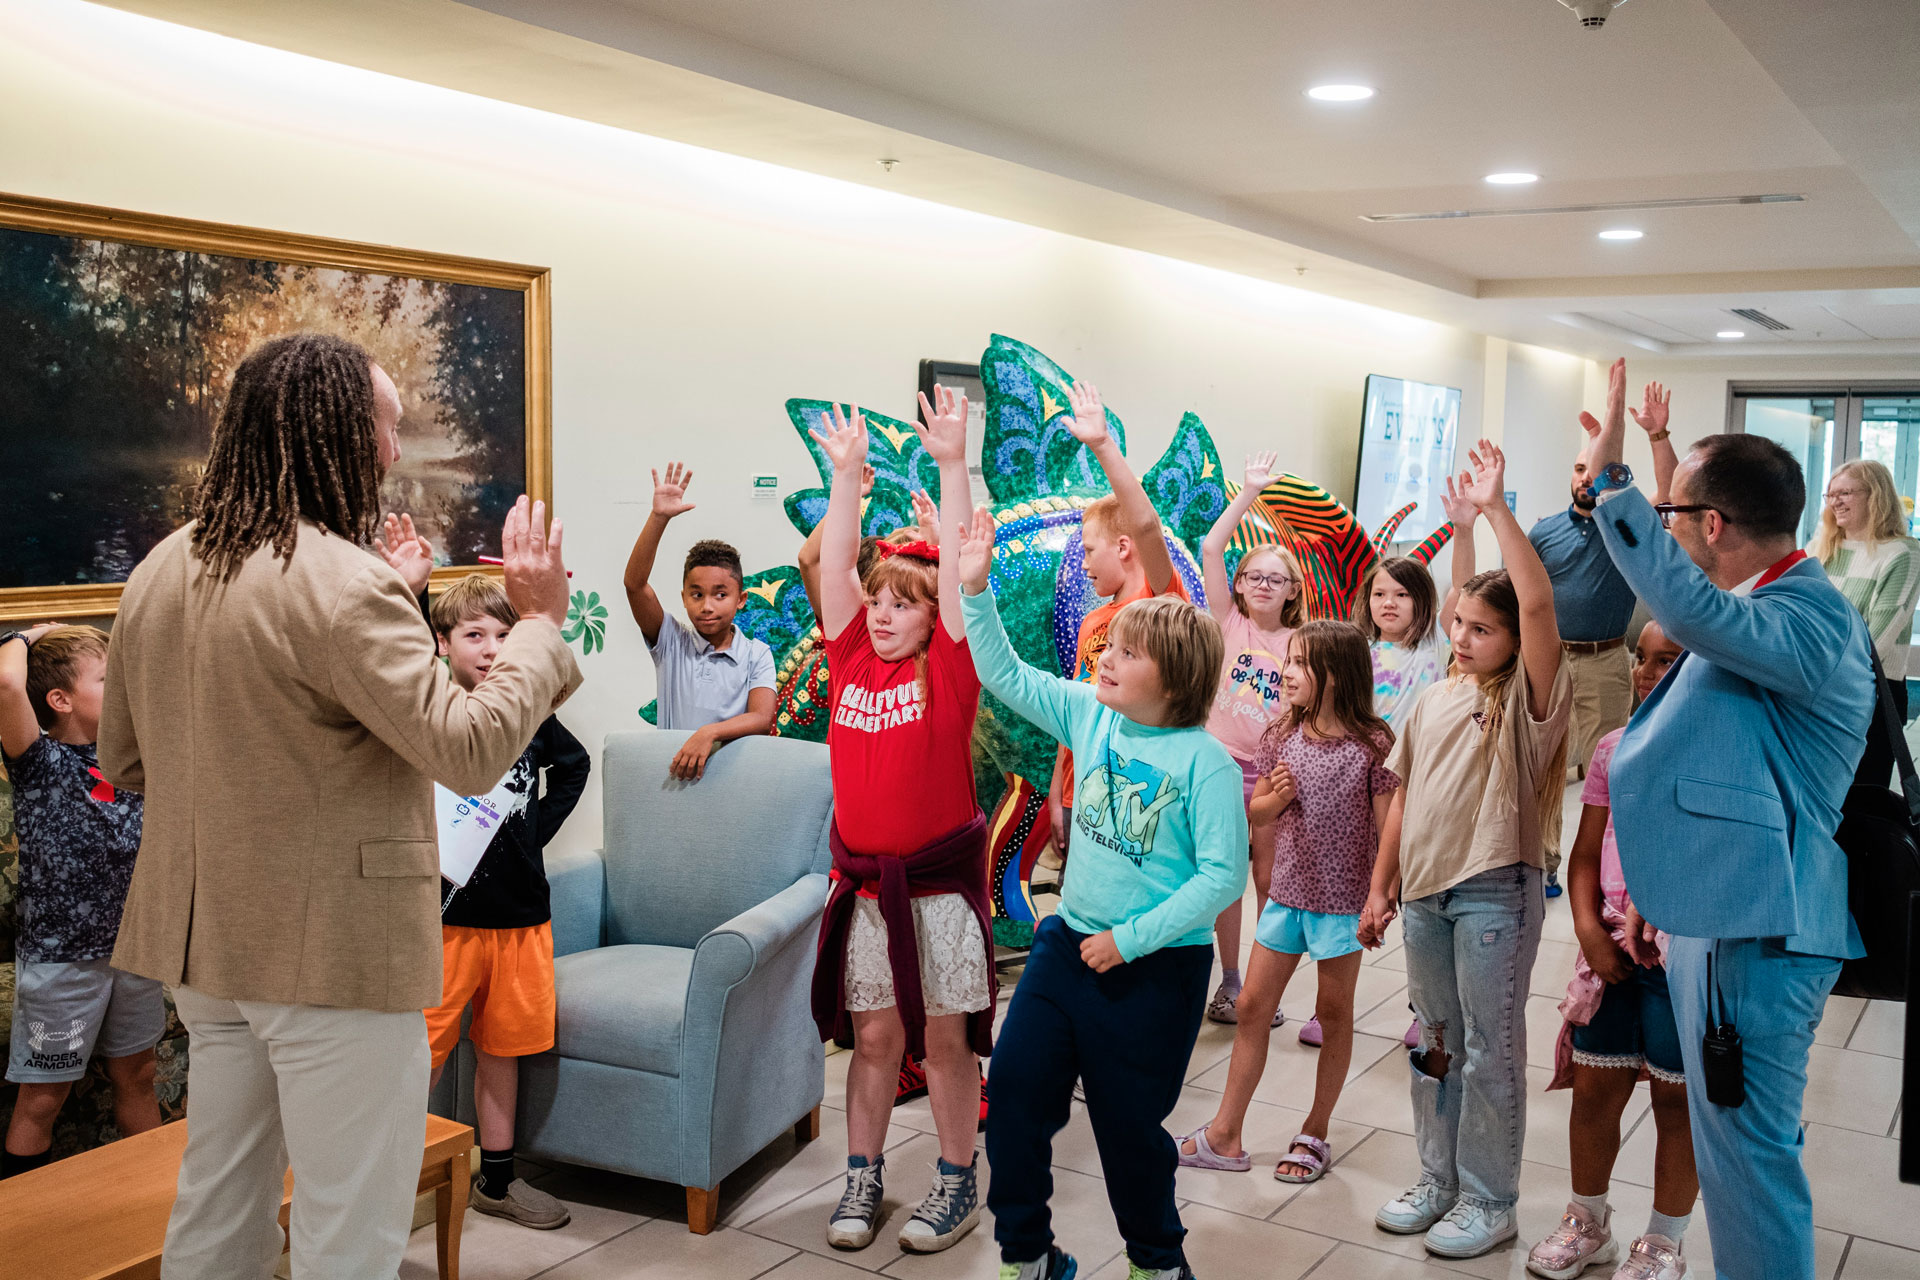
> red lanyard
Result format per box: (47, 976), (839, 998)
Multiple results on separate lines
(1754, 549), (1807, 590)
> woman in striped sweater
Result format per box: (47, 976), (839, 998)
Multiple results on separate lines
(1810, 457), (1920, 782)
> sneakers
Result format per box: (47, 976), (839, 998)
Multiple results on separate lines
(895, 1055), (929, 1105)
(1425, 1199), (1519, 1259)
(979, 1074), (991, 1132)
(1546, 873), (1564, 899)
(898, 1156), (980, 1253)
(1404, 1019), (1422, 1049)
(1001, 1247), (1078, 1280)
(1527, 1202), (1617, 1278)
(1614, 1233), (1690, 1279)
(470, 1177), (570, 1230)
(1204, 980), (1241, 1023)
(1375, 1178), (1458, 1234)
(827, 1156), (885, 1250)
(1125, 1265), (1195, 1280)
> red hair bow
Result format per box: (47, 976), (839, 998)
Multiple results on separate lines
(876, 540), (940, 564)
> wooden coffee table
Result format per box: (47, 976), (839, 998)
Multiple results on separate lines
(0, 1113), (474, 1280)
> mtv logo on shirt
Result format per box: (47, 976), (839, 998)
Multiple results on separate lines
(832, 678), (925, 733)
(1074, 751), (1180, 866)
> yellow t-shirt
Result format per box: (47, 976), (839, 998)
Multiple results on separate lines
(1385, 660), (1572, 903)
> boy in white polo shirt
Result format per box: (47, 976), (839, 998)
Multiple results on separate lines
(623, 461), (777, 778)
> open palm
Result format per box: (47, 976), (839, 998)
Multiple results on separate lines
(810, 403), (869, 472)
(1065, 381), (1110, 447)
(1244, 451), (1278, 492)
(651, 462), (696, 518)
(958, 505), (996, 593)
(1463, 439), (1506, 511)
(1630, 381), (1671, 435)
(916, 383), (969, 463)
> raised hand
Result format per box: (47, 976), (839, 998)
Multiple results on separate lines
(501, 496), (569, 626)
(911, 489), (940, 546)
(1630, 381), (1671, 436)
(859, 463), (876, 498)
(957, 504), (996, 595)
(915, 382), (969, 464)
(1244, 450), (1278, 492)
(1605, 357), (1627, 436)
(1463, 438), (1507, 512)
(810, 403), (869, 474)
(1440, 471), (1479, 528)
(1578, 410), (1602, 440)
(651, 462), (696, 520)
(374, 512), (435, 596)
(1065, 381), (1112, 449)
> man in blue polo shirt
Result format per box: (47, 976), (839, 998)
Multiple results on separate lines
(1527, 385), (1679, 888)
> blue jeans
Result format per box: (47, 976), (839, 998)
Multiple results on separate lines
(1400, 862), (1543, 1210)
(1666, 935), (1839, 1280)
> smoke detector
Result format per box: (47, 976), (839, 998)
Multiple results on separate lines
(1557, 0), (1630, 29)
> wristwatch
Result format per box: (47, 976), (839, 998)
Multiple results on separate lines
(1587, 461), (1634, 498)
(0, 631), (29, 651)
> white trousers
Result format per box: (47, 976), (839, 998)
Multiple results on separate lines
(162, 986), (430, 1280)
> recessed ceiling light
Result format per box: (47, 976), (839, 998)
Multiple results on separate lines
(1598, 228), (1644, 240)
(1716, 330), (1746, 340)
(1485, 172), (1539, 185)
(1306, 84), (1374, 102)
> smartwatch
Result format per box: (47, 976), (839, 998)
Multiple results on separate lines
(0, 631), (28, 651)
(1587, 461), (1634, 498)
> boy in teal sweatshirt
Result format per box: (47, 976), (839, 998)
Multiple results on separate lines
(957, 509), (1246, 1280)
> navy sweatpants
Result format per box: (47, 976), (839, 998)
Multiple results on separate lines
(986, 914), (1213, 1271)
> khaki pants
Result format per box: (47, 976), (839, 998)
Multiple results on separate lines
(162, 986), (430, 1280)
(1543, 645), (1633, 876)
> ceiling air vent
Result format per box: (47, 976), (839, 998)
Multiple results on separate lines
(1729, 308), (1790, 331)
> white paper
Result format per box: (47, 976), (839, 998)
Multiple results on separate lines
(435, 775), (518, 887)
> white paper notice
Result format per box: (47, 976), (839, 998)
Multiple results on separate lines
(436, 775), (518, 887)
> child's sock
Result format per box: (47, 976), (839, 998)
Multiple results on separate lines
(1219, 967), (1241, 991)
(1571, 1190), (1609, 1222)
(1647, 1208), (1691, 1244)
(1, 1148), (51, 1179)
(479, 1147), (517, 1200)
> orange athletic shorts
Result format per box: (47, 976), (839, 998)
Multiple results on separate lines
(425, 923), (556, 1068)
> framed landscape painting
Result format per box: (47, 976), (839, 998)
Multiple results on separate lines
(0, 192), (550, 620)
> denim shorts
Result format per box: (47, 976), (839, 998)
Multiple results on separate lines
(1570, 961), (1685, 1083)
(1255, 900), (1363, 961)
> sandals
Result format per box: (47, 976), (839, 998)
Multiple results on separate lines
(1174, 1125), (1253, 1172)
(1272, 1134), (1331, 1184)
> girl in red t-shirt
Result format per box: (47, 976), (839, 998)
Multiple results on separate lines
(807, 393), (990, 1257)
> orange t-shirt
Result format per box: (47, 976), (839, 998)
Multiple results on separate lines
(1058, 574), (1192, 804)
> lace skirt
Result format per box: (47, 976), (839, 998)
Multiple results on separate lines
(842, 892), (992, 1018)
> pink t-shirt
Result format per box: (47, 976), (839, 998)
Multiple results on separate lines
(1207, 610), (1294, 762)
(1254, 721), (1400, 915)
(1581, 729), (1629, 912)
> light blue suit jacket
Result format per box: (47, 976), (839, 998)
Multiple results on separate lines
(1595, 488), (1869, 959)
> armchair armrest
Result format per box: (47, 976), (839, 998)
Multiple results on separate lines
(686, 873), (829, 994)
(546, 847), (607, 957)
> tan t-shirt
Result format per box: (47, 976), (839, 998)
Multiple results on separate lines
(1385, 660), (1572, 903)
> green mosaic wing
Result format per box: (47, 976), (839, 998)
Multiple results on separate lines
(734, 564), (815, 665)
(980, 333), (1126, 504)
(1141, 411), (1228, 560)
(782, 400), (938, 537)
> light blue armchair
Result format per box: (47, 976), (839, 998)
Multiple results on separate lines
(431, 730), (833, 1232)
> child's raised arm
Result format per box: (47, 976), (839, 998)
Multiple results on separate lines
(623, 463), (697, 647)
(0, 625), (55, 760)
(1438, 471), (1478, 636)
(797, 463), (872, 624)
(1462, 439), (1562, 717)
(957, 507), (1093, 747)
(915, 383), (972, 642)
(808, 405), (870, 642)
(1067, 382), (1175, 594)
(1201, 452), (1276, 622)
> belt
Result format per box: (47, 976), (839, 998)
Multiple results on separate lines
(1561, 636), (1626, 655)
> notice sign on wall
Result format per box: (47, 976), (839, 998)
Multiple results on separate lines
(1352, 374), (1462, 547)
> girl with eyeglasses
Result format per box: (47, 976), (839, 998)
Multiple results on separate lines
(1194, 451), (1308, 1025)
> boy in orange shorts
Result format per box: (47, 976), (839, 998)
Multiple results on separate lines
(426, 575), (591, 1229)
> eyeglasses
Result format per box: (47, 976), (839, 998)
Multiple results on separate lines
(1239, 572), (1295, 589)
(1825, 487), (1864, 501)
(1653, 503), (1720, 530)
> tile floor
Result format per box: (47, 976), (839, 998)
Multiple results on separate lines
(413, 785), (1919, 1280)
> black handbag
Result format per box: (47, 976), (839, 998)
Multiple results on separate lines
(1833, 649), (1920, 1001)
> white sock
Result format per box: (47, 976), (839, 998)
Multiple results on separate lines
(1571, 1190), (1609, 1222)
(1647, 1208), (1690, 1244)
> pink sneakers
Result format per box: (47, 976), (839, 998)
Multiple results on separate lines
(1613, 1233), (1690, 1279)
(1526, 1202), (1616, 1279)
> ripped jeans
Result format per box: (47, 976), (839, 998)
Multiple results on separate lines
(1400, 862), (1543, 1210)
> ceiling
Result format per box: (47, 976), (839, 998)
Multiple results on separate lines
(80, 0), (1920, 357)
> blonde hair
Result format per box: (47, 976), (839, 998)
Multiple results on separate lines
(26, 625), (109, 730)
(1811, 459), (1908, 563)
(1232, 545), (1306, 628)
(1107, 596), (1225, 728)
(430, 573), (518, 636)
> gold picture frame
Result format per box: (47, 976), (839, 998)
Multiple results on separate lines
(0, 192), (551, 621)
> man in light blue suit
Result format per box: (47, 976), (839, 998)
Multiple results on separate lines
(1582, 358), (1870, 1280)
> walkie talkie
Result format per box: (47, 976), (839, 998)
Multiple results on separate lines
(1701, 949), (1745, 1108)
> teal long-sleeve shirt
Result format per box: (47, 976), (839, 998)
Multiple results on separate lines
(960, 586), (1248, 961)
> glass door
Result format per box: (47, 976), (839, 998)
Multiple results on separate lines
(1857, 396), (1920, 653)
(1735, 395), (1840, 546)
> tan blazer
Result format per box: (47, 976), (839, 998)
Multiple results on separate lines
(100, 522), (583, 1012)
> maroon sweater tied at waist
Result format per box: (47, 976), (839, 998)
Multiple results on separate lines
(811, 812), (996, 1060)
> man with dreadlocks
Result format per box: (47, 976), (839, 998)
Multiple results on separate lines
(97, 332), (582, 1280)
